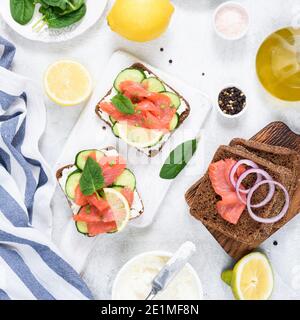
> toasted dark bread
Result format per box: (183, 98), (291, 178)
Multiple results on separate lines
(186, 139), (300, 204)
(189, 145), (294, 244)
(229, 139), (300, 232)
(229, 138), (300, 177)
(95, 63), (190, 157)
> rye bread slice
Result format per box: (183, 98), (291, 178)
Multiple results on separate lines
(189, 145), (294, 244)
(229, 139), (300, 232)
(95, 63), (190, 157)
(229, 138), (300, 178)
(56, 147), (144, 220)
(185, 139), (299, 205)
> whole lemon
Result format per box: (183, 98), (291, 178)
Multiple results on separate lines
(107, 0), (175, 42)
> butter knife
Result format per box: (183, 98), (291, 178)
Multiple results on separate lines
(145, 241), (196, 300)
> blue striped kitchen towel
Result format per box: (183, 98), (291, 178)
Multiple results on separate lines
(0, 36), (93, 300)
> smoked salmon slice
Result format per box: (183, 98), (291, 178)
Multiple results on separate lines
(98, 156), (126, 186)
(121, 187), (134, 207)
(209, 159), (246, 224)
(216, 198), (246, 225)
(87, 221), (117, 236)
(119, 80), (151, 100)
(98, 80), (176, 131)
(73, 206), (104, 223)
(86, 194), (110, 212)
(74, 185), (89, 206)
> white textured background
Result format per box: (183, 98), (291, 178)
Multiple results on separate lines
(1, 0), (300, 299)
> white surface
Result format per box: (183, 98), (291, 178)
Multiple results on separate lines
(0, 0), (108, 43)
(1, 0), (300, 300)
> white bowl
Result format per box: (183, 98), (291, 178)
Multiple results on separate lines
(216, 84), (248, 119)
(213, 1), (250, 41)
(112, 250), (203, 300)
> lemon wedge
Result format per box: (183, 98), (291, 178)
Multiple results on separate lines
(103, 188), (130, 232)
(44, 60), (92, 107)
(115, 122), (164, 148)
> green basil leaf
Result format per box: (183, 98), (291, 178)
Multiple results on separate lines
(79, 157), (104, 195)
(160, 139), (198, 179)
(111, 93), (135, 115)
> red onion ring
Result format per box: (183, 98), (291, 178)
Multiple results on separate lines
(247, 180), (289, 224)
(235, 168), (275, 207)
(229, 159), (262, 190)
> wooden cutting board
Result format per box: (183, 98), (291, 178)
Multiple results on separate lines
(185, 121), (300, 260)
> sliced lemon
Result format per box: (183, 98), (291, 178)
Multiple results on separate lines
(231, 252), (274, 300)
(103, 188), (130, 232)
(44, 60), (92, 107)
(116, 122), (164, 148)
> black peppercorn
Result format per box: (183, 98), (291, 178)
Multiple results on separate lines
(218, 86), (246, 116)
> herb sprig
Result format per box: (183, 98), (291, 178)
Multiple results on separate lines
(79, 157), (104, 196)
(160, 139), (198, 179)
(111, 93), (135, 115)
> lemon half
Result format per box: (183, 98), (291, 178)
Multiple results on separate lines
(44, 60), (92, 107)
(224, 252), (274, 300)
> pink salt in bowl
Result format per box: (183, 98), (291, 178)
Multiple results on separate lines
(213, 1), (250, 40)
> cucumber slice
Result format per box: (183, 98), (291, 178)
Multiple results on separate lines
(109, 116), (117, 125)
(114, 68), (146, 91)
(115, 123), (164, 148)
(113, 169), (136, 191)
(65, 171), (82, 200)
(161, 91), (181, 109)
(75, 150), (105, 170)
(75, 221), (88, 235)
(142, 77), (165, 93)
(169, 113), (179, 131)
(112, 123), (120, 137)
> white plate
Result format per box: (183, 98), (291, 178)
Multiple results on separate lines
(55, 50), (212, 229)
(0, 0), (108, 43)
(54, 51), (211, 272)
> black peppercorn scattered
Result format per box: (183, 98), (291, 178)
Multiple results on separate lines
(102, 126), (106, 130)
(160, 48), (164, 52)
(169, 59), (173, 64)
(202, 72), (205, 76)
(218, 86), (246, 116)
(273, 241), (278, 246)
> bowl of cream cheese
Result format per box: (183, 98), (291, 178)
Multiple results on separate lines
(112, 251), (203, 300)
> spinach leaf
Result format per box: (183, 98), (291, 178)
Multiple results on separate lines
(40, 3), (86, 29)
(79, 157), (104, 196)
(159, 139), (198, 179)
(52, 0), (84, 16)
(10, 0), (35, 25)
(41, 0), (68, 10)
(35, 0), (50, 8)
(111, 93), (135, 115)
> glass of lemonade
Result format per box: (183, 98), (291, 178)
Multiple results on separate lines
(256, 27), (300, 102)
